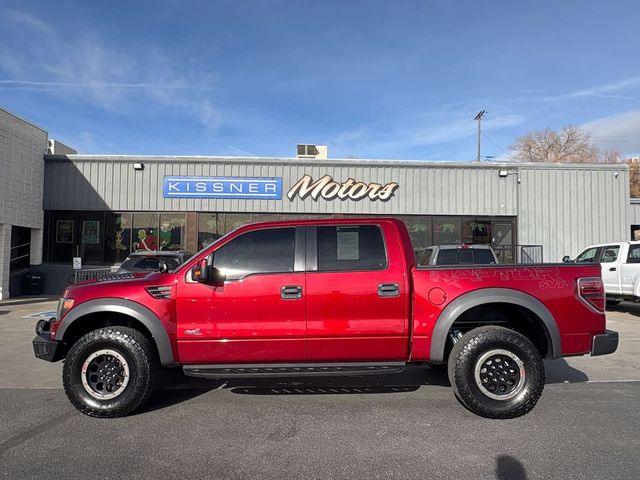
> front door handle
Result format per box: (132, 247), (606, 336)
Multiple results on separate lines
(281, 285), (303, 300)
(378, 283), (400, 297)
(610, 267), (617, 271)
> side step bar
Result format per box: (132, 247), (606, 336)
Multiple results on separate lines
(183, 362), (406, 379)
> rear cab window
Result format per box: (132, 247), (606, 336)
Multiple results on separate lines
(599, 246), (620, 263)
(317, 225), (387, 271)
(627, 245), (640, 264)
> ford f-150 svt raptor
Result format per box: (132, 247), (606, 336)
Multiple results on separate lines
(33, 218), (618, 419)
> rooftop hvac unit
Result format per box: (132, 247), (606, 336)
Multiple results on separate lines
(296, 144), (328, 159)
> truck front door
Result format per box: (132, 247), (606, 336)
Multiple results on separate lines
(176, 226), (307, 364)
(305, 223), (409, 361)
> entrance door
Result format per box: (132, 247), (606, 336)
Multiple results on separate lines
(305, 223), (409, 361)
(492, 220), (515, 263)
(176, 227), (306, 364)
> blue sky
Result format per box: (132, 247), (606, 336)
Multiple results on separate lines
(1, 0), (640, 160)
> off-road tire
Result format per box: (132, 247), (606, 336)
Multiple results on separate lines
(448, 326), (545, 419)
(62, 327), (157, 418)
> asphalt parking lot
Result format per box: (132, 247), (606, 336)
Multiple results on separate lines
(1, 297), (639, 479)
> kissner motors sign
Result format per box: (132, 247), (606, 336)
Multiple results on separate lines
(163, 176), (282, 199)
(287, 175), (399, 201)
(162, 174), (398, 202)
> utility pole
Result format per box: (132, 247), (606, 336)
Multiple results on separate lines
(474, 110), (486, 162)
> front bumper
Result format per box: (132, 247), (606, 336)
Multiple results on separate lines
(32, 318), (62, 362)
(591, 330), (619, 356)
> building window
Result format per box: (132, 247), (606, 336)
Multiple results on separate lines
(462, 218), (491, 244)
(433, 217), (461, 245)
(132, 213), (159, 251)
(198, 213), (222, 250)
(400, 216), (432, 254)
(106, 213), (132, 263)
(222, 213), (253, 235)
(159, 213), (186, 251)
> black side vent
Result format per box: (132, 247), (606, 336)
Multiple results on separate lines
(146, 286), (172, 299)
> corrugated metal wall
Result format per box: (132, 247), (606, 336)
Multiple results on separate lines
(43, 156), (630, 262)
(628, 200), (640, 225)
(518, 166), (629, 261)
(43, 156), (519, 216)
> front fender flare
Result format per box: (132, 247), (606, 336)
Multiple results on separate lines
(55, 298), (175, 367)
(429, 288), (562, 363)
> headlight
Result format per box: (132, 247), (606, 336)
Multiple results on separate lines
(56, 297), (75, 320)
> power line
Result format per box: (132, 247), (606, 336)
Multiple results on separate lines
(483, 133), (508, 153)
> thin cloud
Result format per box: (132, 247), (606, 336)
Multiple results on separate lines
(332, 112), (525, 159)
(0, 10), (221, 130)
(0, 79), (216, 91)
(536, 76), (640, 102)
(581, 109), (640, 155)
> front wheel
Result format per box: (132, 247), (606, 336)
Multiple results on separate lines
(448, 326), (545, 419)
(62, 327), (157, 417)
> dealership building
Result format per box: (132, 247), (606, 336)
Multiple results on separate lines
(1, 107), (638, 298)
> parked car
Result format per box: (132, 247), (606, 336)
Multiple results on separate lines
(117, 250), (193, 274)
(417, 244), (498, 266)
(33, 218), (616, 419)
(564, 241), (640, 304)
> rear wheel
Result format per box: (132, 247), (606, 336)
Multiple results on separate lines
(448, 326), (544, 419)
(62, 327), (157, 418)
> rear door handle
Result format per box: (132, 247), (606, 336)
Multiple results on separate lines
(610, 267), (617, 271)
(378, 283), (400, 297)
(281, 285), (303, 300)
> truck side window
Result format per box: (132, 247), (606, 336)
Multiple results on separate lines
(317, 225), (387, 271)
(575, 247), (599, 263)
(599, 246), (620, 263)
(213, 228), (295, 280)
(627, 245), (640, 264)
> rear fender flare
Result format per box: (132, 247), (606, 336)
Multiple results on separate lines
(55, 298), (175, 367)
(429, 288), (561, 363)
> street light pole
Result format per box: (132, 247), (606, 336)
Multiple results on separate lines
(474, 110), (486, 162)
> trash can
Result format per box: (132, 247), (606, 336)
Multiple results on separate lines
(26, 272), (43, 295)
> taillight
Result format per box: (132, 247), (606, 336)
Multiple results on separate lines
(578, 277), (605, 313)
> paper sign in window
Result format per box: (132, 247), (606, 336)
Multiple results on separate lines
(337, 229), (359, 260)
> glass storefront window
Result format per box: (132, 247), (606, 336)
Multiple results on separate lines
(462, 219), (491, 245)
(222, 213), (253, 235)
(159, 214), (186, 251)
(198, 213), (222, 250)
(105, 213), (132, 263)
(400, 216), (433, 253)
(433, 217), (461, 245)
(132, 213), (159, 251)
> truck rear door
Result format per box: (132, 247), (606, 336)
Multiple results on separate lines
(619, 244), (640, 295)
(599, 244), (622, 294)
(305, 222), (409, 361)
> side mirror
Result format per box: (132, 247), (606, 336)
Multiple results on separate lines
(191, 259), (226, 286)
(562, 255), (572, 263)
(158, 260), (169, 273)
(192, 259), (210, 283)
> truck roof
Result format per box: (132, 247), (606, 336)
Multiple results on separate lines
(245, 216), (406, 229)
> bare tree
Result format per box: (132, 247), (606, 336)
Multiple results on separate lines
(509, 126), (599, 163)
(628, 160), (640, 198)
(601, 149), (623, 164)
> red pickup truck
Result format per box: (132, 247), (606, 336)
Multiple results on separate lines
(33, 218), (618, 419)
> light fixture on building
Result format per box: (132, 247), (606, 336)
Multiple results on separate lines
(133, 162), (144, 170)
(498, 170), (520, 183)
